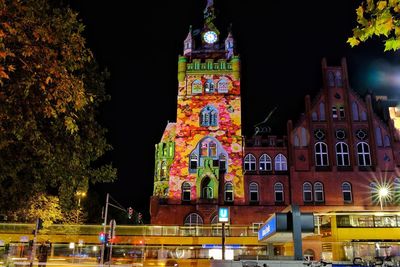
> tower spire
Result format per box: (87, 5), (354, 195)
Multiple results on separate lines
(204, 0), (216, 24)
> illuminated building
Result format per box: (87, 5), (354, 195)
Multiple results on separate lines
(150, 0), (400, 262)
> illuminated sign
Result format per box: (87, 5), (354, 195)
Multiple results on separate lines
(218, 207), (229, 223)
(258, 215), (277, 241)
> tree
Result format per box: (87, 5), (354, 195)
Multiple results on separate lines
(0, 0), (117, 213)
(348, 0), (400, 51)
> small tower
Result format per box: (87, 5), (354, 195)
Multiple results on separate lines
(183, 25), (194, 56)
(225, 26), (235, 60)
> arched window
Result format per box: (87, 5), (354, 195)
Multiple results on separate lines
(327, 71), (335, 87)
(200, 105), (218, 127)
(275, 154), (287, 171)
(336, 142), (350, 166)
(244, 154), (256, 171)
(184, 213), (203, 226)
(224, 182), (234, 202)
(189, 154), (198, 172)
(357, 142), (371, 166)
(217, 79), (228, 93)
(192, 80), (202, 94)
(319, 102), (326, 121)
(315, 142), (329, 166)
(182, 182), (191, 201)
(259, 154), (272, 171)
(352, 102), (359, 121)
(335, 70), (343, 87)
(201, 177), (213, 199)
(201, 142), (208, 156)
(274, 182), (284, 202)
(361, 111), (367, 121)
(209, 142), (217, 157)
(375, 127), (383, 147)
(301, 127), (308, 146)
(160, 161), (167, 178)
(342, 182), (352, 203)
(303, 182), (313, 202)
(294, 134), (300, 147)
(384, 136), (391, 147)
(312, 112), (318, 121)
(249, 182), (259, 202)
(205, 79), (214, 93)
(314, 182), (324, 202)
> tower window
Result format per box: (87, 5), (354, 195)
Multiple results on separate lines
(217, 79), (229, 93)
(327, 71), (335, 87)
(352, 102), (359, 121)
(335, 71), (343, 87)
(189, 154), (198, 173)
(192, 80), (202, 94)
(182, 182), (191, 201)
(249, 182), (259, 202)
(224, 182), (234, 202)
(339, 107), (345, 119)
(205, 79), (214, 93)
(332, 107), (338, 119)
(200, 105), (218, 127)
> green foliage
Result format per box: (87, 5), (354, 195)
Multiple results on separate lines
(348, 0), (400, 51)
(0, 0), (117, 213)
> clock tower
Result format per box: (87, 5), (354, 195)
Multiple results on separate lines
(151, 0), (243, 225)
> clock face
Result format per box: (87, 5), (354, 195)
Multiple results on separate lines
(203, 31), (218, 44)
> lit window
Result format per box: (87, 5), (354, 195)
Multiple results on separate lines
(217, 79), (228, 93)
(303, 182), (313, 202)
(332, 107), (338, 119)
(335, 70), (343, 87)
(352, 102), (359, 121)
(384, 136), (391, 147)
(336, 142), (350, 166)
(315, 142), (329, 166)
(259, 154), (272, 171)
(357, 142), (371, 166)
(182, 182), (191, 201)
(327, 71), (335, 87)
(314, 182), (324, 202)
(361, 111), (367, 121)
(192, 80), (202, 94)
(274, 154), (287, 171)
(209, 142), (217, 157)
(339, 107), (345, 119)
(249, 182), (259, 202)
(375, 127), (383, 147)
(274, 183), (284, 202)
(342, 182), (352, 203)
(200, 105), (218, 127)
(319, 102), (326, 121)
(312, 112), (318, 121)
(244, 154), (256, 171)
(224, 182), (234, 202)
(201, 143), (208, 156)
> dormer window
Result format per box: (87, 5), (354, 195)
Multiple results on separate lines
(205, 79), (214, 93)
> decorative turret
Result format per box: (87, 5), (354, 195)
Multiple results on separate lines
(183, 25), (194, 56)
(225, 27), (235, 60)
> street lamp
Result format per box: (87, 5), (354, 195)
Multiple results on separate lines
(76, 191), (86, 223)
(378, 187), (389, 211)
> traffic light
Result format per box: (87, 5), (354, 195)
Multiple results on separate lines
(99, 232), (106, 243)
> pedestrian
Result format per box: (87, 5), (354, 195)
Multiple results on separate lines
(38, 241), (50, 266)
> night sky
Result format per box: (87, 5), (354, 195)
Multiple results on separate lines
(67, 0), (400, 220)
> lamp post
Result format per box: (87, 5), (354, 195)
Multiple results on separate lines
(76, 191), (86, 223)
(378, 187), (389, 211)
